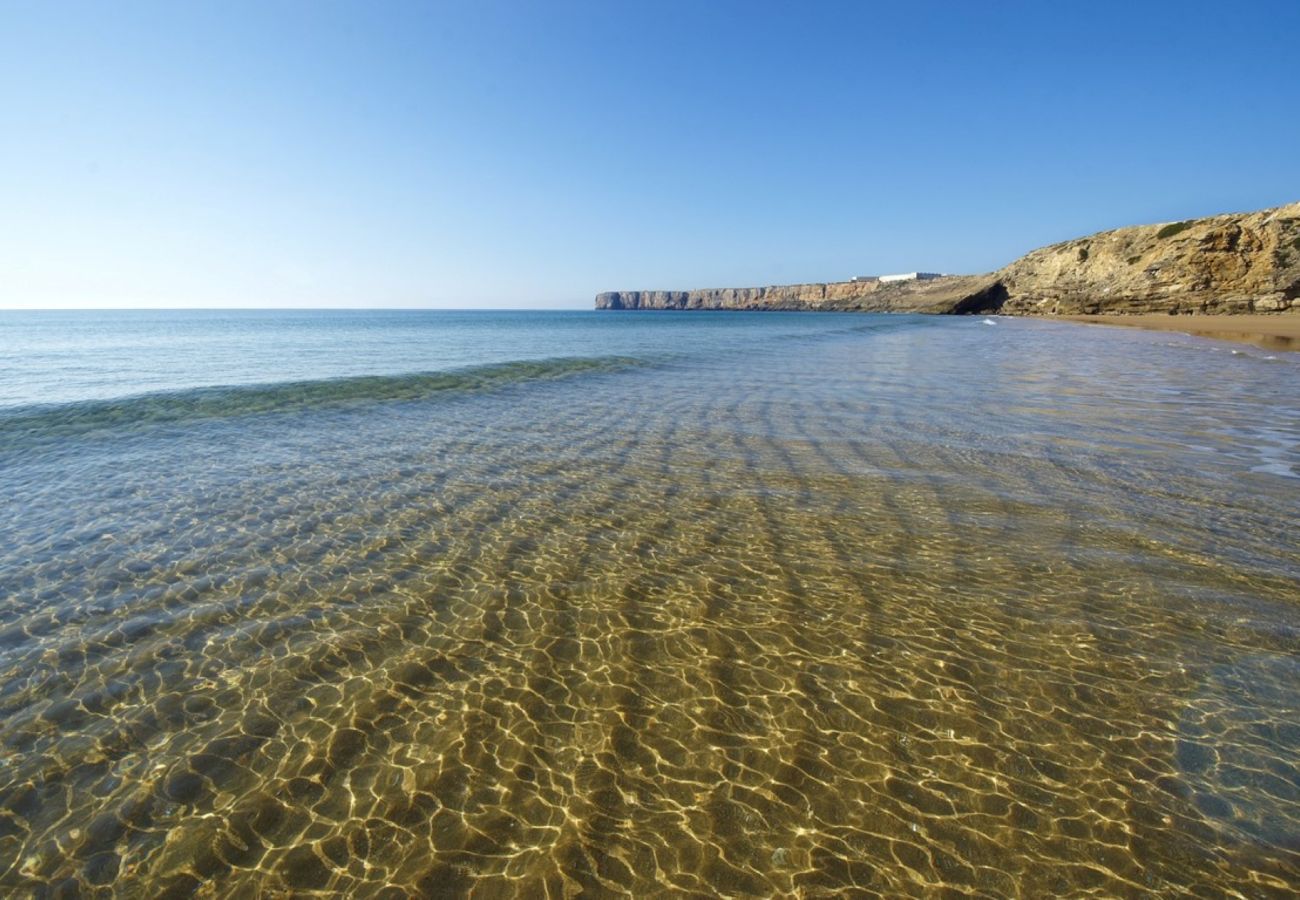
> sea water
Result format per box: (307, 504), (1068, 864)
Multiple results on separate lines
(0, 310), (1297, 895)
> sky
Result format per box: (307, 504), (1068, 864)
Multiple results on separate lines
(1, 0), (1297, 310)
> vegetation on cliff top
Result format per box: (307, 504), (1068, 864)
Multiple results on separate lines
(1156, 221), (1193, 239)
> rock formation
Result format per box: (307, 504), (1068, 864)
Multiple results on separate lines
(595, 275), (1004, 314)
(596, 201), (1300, 316)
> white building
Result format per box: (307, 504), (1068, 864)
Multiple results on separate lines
(850, 275), (880, 283)
(878, 272), (943, 283)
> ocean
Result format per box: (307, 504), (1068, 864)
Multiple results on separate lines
(1, 309), (1297, 895)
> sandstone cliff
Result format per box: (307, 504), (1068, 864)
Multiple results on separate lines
(596, 201), (1300, 316)
(995, 201), (1300, 315)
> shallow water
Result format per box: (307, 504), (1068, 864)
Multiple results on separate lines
(0, 312), (1297, 896)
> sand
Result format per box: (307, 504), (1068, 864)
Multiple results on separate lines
(1058, 314), (1300, 352)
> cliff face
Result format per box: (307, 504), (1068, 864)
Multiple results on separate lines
(996, 201), (1300, 315)
(596, 275), (1005, 314)
(596, 201), (1300, 316)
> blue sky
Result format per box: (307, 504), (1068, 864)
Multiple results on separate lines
(2, 0), (1296, 309)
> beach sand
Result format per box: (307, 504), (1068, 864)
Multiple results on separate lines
(1059, 313), (1300, 351)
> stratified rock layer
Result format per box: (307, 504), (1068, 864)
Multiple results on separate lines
(596, 201), (1300, 316)
(996, 201), (1300, 315)
(596, 275), (1004, 314)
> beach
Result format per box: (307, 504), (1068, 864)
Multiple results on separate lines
(1060, 313), (1300, 351)
(7, 0), (1298, 894)
(1, 311), (1297, 895)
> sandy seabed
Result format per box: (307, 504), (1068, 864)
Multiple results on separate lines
(2, 314), (1298, 896)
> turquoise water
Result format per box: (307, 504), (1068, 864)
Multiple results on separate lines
(1, 310), (1298, 895)
(0, 309), (877, 408)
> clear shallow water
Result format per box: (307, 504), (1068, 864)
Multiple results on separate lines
(0, 310), (868, 408)
(0, 311), (1298, 896)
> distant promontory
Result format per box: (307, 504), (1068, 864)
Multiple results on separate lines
(596, 201), (1300, 317)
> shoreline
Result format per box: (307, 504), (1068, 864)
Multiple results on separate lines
(1055, 313), (1300, 352)
(598, 199), (1300, 320)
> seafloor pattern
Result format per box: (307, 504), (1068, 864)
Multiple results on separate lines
(0, 319), (1297, 897)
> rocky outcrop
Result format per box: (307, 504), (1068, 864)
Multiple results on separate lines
(596, 201), (1300, 316)
(994, 202), (1300, 315)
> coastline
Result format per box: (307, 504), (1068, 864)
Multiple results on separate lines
(597, 199), (1300, 322)
(1056, 313), (1300, 352)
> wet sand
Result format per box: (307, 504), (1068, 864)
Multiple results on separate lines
(1058, 313), (1300, 351)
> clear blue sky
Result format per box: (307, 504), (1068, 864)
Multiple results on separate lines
(2, 1), (1296, 309)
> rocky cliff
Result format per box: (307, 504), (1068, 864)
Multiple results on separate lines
(994, 201), (1300, 315)
(596, 274), (1004, 314)
(596, 201), (1300, 316)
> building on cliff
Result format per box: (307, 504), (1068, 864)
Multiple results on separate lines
(879, 272), (943, 283)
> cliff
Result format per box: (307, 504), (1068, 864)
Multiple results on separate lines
(596, 201), (1300, 316)
(994, 201), (1300, 315)
(596, 274), (1004, 314)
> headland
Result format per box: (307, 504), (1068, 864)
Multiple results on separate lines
(597, 201), (1300, 348)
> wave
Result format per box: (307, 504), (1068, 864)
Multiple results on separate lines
(0, 355), (642, 449)
(843, 315), (935, 334)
